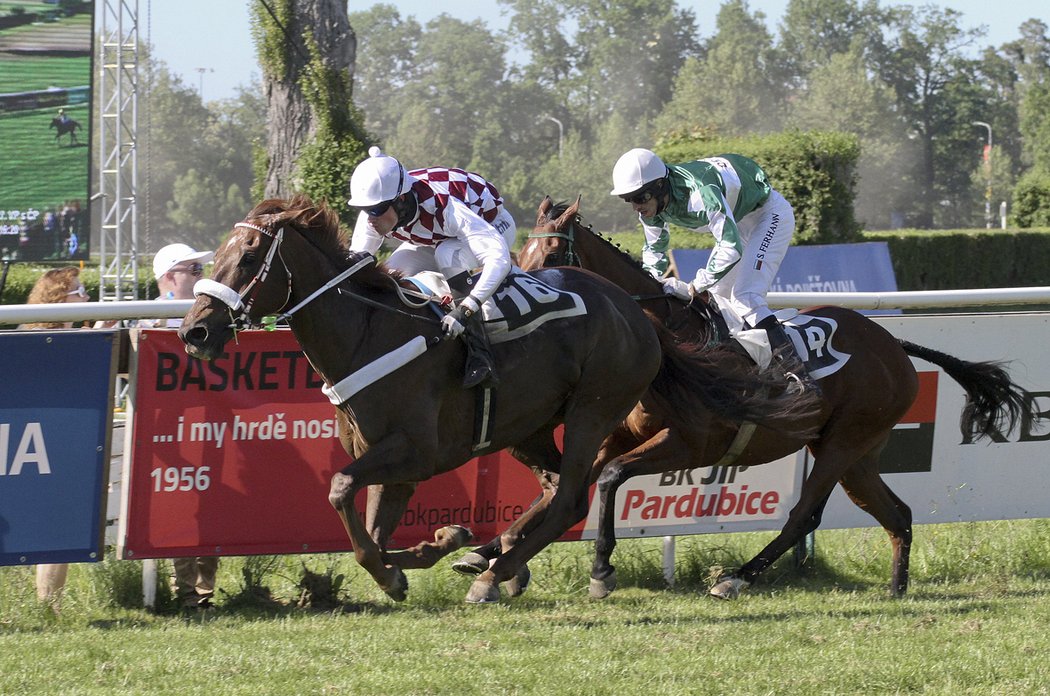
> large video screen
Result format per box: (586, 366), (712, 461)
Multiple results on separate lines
(0, 1), (93, 262)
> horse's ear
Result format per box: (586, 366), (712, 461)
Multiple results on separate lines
(554, 195), (582, 229)
(536, 196), (553, 226)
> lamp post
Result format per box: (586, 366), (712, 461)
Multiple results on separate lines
(195, 67), (213, 101)
(972, 121), (992, 228)
(541, 115), (564, 158)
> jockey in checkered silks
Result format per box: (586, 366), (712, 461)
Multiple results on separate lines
(347, 147), (517, 389)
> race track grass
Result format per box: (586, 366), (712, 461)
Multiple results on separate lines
(2, 519), (1050, 694)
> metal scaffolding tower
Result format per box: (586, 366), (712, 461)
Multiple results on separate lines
(96, 0), (140, 301)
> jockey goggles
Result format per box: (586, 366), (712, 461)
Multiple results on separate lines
(361, 200), (394, 218)
(620, 178), (668, 205)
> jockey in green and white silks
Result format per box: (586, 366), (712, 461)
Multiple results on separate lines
(610, 148), (819, 395)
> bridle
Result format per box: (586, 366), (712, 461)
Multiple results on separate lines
(526, 218), (581, 268)
(193, 219), (441, 333)
(193, 221), (294, 330)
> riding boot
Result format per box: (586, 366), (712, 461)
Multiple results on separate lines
(755, 315), (821, 396)
(461, 313), (499, 389)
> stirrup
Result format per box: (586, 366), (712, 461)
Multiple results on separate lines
(784, 370), (821, 397)
(784, 371), (805, 395)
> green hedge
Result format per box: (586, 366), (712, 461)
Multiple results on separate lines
(864, 228), (1050, 290)
(656, 130), (861, 245)
(0, 263), (158, 306)
(595, 227), (1050, 291)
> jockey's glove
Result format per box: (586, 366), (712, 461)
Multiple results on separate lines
(661, 276), (693, 301)
(441, 296), (481, 339)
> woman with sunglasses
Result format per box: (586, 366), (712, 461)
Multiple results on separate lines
(346, 147), (516, 389)
(610, 147), (817, 395)
(18, 266), (90, 611)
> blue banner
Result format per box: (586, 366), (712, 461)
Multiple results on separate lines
(0, 331), (116, 565)
(670, 242), (899, 313)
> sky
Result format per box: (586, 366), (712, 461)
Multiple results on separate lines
(146, 1), (1048, 102)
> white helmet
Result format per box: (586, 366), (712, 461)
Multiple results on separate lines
(347, 146), (418, 207)
(609, 148), (668, 196)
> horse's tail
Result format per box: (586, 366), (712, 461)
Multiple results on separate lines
(647, 319), (822, 439)
(900, 339), (1030, 441)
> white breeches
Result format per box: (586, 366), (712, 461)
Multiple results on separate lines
(709, 189), (794, 330)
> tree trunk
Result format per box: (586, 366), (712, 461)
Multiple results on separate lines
(260, 0), (356, 199)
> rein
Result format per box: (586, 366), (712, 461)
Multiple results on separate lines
(194, 220), (442, 334)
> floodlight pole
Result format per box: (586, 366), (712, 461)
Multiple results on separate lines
(972, 121), (993, 229)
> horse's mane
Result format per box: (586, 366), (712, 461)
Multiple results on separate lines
(543, 201), (656, 283)
(246, 195), (403, 290)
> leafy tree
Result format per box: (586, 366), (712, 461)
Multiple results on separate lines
(346, 4), (423, 141)
(1012, 167), (1050, 227)
(653, 0), (783, 139)
(786, 45), (910, 229)
(1020, 81), (1050, 171)
(776, 0), (889, 87)
(385, 15), (509, 167)
(501, 0), (699, 133)
(251, 0), (367, 219)
(876, 5), (987, 227)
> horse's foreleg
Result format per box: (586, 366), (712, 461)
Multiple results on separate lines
(369, 483), (473, 570)
(466, 421), (609, 604)
(837, 444), (913, 597)
(328, 433), (423, 601)
(711, 445), (848, 600)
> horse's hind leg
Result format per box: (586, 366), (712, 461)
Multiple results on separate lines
(465, 418), (616, 603)
(837, 442), (913, 597)
(590, 427), (688, 599)
(452, 427), (562, 593)
(367, 483), (473, 570)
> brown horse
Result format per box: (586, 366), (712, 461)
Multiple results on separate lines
(516, 196), (1031, 599)
(49, 117), (81, 146)
(178, 196), (807, 603)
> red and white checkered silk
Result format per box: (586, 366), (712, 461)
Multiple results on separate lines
(390, 167), (505, 246)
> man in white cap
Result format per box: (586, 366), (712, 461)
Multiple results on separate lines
(346, 146), (516, 388)
(610, 147), (817, 394)
(151, 243), (215, 327)
(152, 242), (220, 609)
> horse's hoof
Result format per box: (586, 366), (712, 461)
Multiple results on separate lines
(589, 571), (617, 599)
(710, 576), (749, 600)
(381, 567), (409, 602)
(465, 573), (501, 604)
(436, 525), (473, 548)
(451, 552), (490, 577)
(502, 564), (531, 597)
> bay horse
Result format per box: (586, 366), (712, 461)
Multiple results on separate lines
(178, 196), (810, 603)
(49, 117), (81, 146)
(516, 196), (1030, 600)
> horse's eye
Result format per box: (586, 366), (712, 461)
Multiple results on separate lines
(239, 252), (257, 268)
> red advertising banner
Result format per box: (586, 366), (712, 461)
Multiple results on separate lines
(118, 330), (547, 559)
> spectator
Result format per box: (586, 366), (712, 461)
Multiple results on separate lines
(19, 267), (90, 610)
(151, 243), (220, 610)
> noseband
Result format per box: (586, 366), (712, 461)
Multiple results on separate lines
(193, 221), (292, 329)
